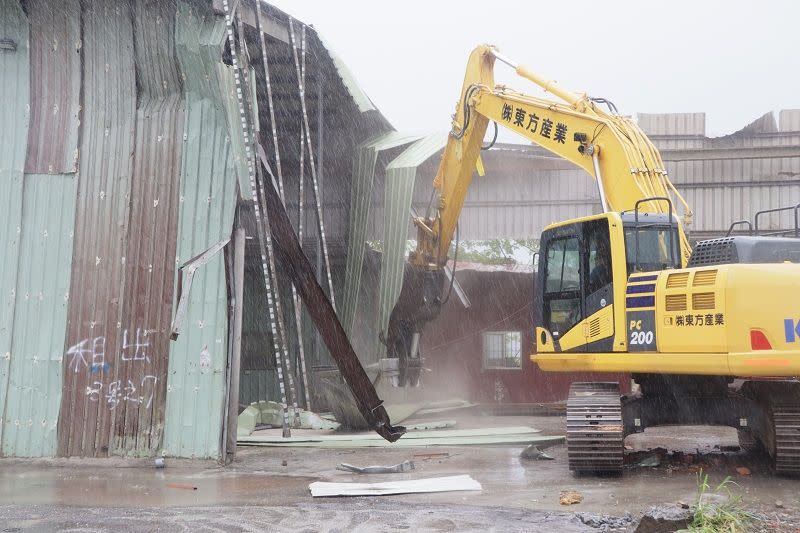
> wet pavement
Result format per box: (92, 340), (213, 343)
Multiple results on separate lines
(0, 415), (798, 531)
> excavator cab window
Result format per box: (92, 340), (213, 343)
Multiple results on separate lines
(621, 212), (681, 274)
(543, 236), (582, 338)
(537, 217), (616, 352)
(621, 204), (681, 274)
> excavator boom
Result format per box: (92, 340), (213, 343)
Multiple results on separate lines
(386, 45), (691, 385)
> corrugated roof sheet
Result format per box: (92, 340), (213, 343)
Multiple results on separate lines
(315, 32), (378, 114)
(779, 109), (800, 132)
(378, 133), (447, 340)
(637, 112), (706, 137)
(341, 131), (422, 335)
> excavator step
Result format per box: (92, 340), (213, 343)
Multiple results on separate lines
(566, 382), (624, 475)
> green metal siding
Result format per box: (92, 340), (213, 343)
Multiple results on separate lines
(163, 0), (239, 459)
(3, 174), (76, 456)
(341, 132), (421, 338)
(378, 134), (447, 339)
(0, 0), (30, 455)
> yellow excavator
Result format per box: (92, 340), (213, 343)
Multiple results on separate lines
(383, 45), (800, 475)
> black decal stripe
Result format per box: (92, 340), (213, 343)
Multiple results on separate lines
(628, 274), (658, 282)
(626, 295), (656, 308)
(626, 283), (656, 295)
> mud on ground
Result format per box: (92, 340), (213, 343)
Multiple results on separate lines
(0, 415), (798, 532)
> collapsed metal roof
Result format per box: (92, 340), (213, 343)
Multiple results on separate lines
(0, 0), (392, 459)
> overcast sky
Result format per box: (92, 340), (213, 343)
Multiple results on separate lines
(268, 1), (798, 139)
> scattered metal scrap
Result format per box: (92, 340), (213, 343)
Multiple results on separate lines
(412, 452), (457, 461)
(402, 420), (456, 431)
(520, 445), (554, 461)
(336, 460), (415, 474)
(166, 483), (198, 491)
(238, 401), (339, 437)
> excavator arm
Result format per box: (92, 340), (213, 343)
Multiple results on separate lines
(386, 44), (692, 385)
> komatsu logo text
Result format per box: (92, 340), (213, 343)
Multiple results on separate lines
(785, 319), (800, 343)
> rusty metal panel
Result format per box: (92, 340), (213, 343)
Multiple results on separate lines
(112, 0), (184, 455)
(57, 0), (138, 457)
(24, 0), (80, 174)
(0, 0), (29, 456)
(57, 0), (184, 458)
(162, 0), (239, 459)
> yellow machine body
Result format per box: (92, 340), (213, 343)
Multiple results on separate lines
(533, 213), (800, 376)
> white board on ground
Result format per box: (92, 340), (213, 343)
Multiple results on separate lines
(310, 474), (482, 497)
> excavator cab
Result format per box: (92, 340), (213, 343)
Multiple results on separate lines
(534, 208), (682, 354)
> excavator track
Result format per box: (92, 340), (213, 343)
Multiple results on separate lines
(773, 404), (800, 476)
(566, 382), (624, 474)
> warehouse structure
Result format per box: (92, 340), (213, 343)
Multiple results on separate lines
(0, 0), (391, 460)
(2, 0), (799, 460)
(414, 110), (800, 242)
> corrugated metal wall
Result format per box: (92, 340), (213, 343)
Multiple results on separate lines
(365, 112), (800, 242)
(56, 0), (188, 457)
(24, 0), (81, 175)
(644, 112), (800, 236)
(57, 0), (138, 457)
(2, 0), (393, 458)
(1, 0), (81, 458)
(4, 174), (76, 456)
(0, 0), (31, 455)
(114, 0), (184, 454)
(162, 0), (239, 459)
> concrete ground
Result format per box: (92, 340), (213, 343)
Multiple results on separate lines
(0, 414), (798, 532)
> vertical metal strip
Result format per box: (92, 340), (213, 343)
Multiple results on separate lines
(224, 224), (245, 462)
(256, 162), (301, 426)
(255, 3), (283, 200)
(256, 4), (311, 411)
(289, 19), (336, 311)
(237, 10), (300, 427)
(221, 0), (291, 436)
(295, 24), (312, 410)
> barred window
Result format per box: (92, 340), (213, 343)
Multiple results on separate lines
(482, 331), (522, 369)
